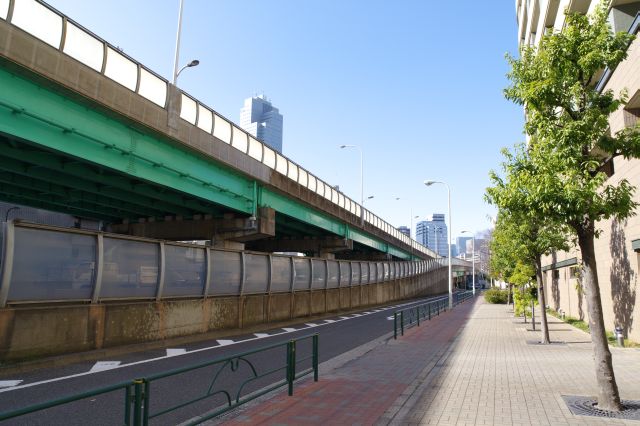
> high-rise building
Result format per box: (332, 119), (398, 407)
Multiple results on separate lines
(240, 95), (283, 153)
(415, 214), (448, 256)
(456, 236), (472, 256)
(398, 226), (410, 237)
(515, 0), (640, 342)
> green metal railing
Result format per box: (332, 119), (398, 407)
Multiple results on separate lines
(0, 334), (319, 425)
(393, 292), (474, 339)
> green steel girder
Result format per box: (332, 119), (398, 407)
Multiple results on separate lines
(260, 187), (412, 260)
(260, 188), (345, 235)
(0, 68), (253, 214)
(275, 213), (325, 237)
(0, 182), (124, 220)
(0, 136), (214, 216)
(0, 170), (165, 218)
(0, 145), (194, 217)
(0, 192), (121, 221)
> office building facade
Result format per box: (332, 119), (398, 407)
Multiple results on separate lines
(240, 95), (283, 153)
(416, 214), (448, 256)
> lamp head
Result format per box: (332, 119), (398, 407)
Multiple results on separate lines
(424, 180), (435, 186)
(188, 59), (200, 67)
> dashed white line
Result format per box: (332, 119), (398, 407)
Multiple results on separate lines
(166, 349), (186, 357)
(89, 361), (121, 372)
(324, 319), (336, 323)
(282, 328), (297, 332)
(254, 333), (270, 338)
(0, 380), (23, 388)
(216, 340), (235, 346)
(305, 323), (320, 327)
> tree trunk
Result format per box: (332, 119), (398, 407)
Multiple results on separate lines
(577, 226), (622, 411)
(535, 256), (550, 344)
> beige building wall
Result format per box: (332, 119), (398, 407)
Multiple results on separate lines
(541, 32), (640, 342)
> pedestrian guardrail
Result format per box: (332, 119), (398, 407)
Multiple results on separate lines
(393, 292), (474, 339)
(0, 333), (319, 425)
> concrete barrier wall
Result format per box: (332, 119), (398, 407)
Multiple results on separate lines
(0, 273), (447, 362)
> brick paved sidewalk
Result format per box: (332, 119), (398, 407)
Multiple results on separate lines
(210, 297), (640, 425)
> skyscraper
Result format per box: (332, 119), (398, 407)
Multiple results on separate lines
(240, 95), (283, 153)
(415, 214), (448, 256)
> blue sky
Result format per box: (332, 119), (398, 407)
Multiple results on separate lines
(46, 0), (524, 242)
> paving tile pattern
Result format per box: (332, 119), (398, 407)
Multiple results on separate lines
(214, 298), (640, 425)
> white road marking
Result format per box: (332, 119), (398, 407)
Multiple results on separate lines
(0, 380), (23, 388)
(387, 316), (395, 320)
(254, 333), (270, 338)
(305, 323), (319, 327)
(166, 348), (186, 357)
(0, 295), (449, 394)
(324, 319), (336, 323)
(89, 361), (121, 372)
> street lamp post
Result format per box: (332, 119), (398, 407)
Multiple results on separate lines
(461, 230), (476, 296)
(424, 180), (452, 309)
(172, 0), (199, 84)
(340, 145), (364, 225)
(394, 197), (418, 239)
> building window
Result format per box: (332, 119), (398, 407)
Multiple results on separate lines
(569, 266), (580, 279)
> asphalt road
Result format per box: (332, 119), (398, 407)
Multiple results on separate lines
(0, 294), (449, 425)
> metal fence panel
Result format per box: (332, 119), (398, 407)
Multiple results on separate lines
(311, 260), (326, 289)
(244, 253), (269, 294)
(293, 258), (310, 291)
(271, 256), (292, 292)
(163, 245), (206, 297)
(101, 238), (159, 298)
(209, 250), (241, 295)
(327, 261), (339, 288)
(9, 227), (95, 301)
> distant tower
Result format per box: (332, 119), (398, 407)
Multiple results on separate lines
(240, 95), (283, 153)
(415, 213), (448, 256)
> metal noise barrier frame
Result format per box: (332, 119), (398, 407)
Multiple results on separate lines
(0, 333), (319, 425)
(393, 291), (474, 339)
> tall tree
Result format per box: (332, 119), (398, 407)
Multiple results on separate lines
(486, 195), (569, 343)
(502, 3), (640, 410)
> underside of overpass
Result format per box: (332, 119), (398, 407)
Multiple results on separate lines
(0, 131), (389, 259)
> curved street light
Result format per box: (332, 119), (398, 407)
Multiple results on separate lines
(424, 180), (452, 309)
(175, 59), (200, 82)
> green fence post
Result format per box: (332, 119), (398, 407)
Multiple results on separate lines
(428, 303), (431, 320)
(394, 312), (398, 339)
(133, 379), (144, 426)
(417, 306), (420, 326)
(313, 334), (319, 382)
(143, 381), (150, 426)
(400, 311), (404, 336)
(124, 384), (132, 426)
